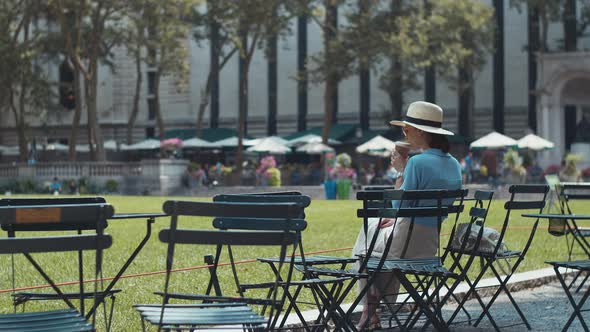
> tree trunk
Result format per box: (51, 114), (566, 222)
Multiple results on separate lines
(527, 3), (540, 131)
(423, 0), (436, 103)
(9, 91), (28, 162)
(458, 65), (474, 140)
(322, 79), (335, 144)
(18, 80), (29, 162)
(196, 72), (213, 138)
(127, 35), (143, 145)
(322, 0), (338, 144)
(267, 32), (278, 136)
(390, 0), (403, 122)
(236, 59), (250, 173)
(87, 58), (105, 161)
(68, 63), (82, 161)
(493, 0), (505, 133)
(297, 15), (308, 132)
(389, 59), (403, 121)
(154, 69), (165, 139)
(197, 48), (237, 137)
(358, 0), (370, 131)
(207, 0), (220, 129)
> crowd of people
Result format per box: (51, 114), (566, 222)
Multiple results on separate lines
(458, 149), (586, 188)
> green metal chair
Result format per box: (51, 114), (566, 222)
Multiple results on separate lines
(0, 197), (121, 331)
(212, 192), (351, 331)
(0, 203), (114, 332)
(134, 200), (304, 331)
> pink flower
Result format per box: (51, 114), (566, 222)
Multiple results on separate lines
(161, 138), (183, 149)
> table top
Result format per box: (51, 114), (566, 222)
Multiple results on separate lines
(110, 212), (168, 220)
(522, 213), (590, 220)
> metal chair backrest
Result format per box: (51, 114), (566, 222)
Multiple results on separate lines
(496, 184), (549, 258)
(211, 193), (310, 296)
(0, 197), (107, 232)
(159, 200), (304, 328)
(356, 189), (466, 272)
(0, 203), (114, 322)
(557, 182), (590, 214)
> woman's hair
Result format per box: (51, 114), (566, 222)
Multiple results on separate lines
(425, 132), (450, 153)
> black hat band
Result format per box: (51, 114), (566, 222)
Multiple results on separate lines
(404, 115), (442, 128)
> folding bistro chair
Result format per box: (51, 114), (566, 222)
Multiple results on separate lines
(448, 184), (548, 331)
(556, 183), (590, 261)
(441, 190), (495, 326)
(134, 200), (303, 331)
(0, 202), (114, 332)
(546, 259), (590, 331)
(362, 189), (468, 332)
(0, 197), (121, 331)
(308, 189), (466, 331)
(212, 192), (350, 331)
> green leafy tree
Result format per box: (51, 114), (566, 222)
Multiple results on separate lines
(50, 0), (128, 161)
(0, 0), (53, 161)
(426, 0), (495, 139)
(206, 0), (301, 169)
(192, 0), (239, 138)
(123, 0), (148, 145)
(142, 0), (195, 139)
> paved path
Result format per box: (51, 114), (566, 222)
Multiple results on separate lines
(427, 280), (584, 331)
(283, 267), (588, 331)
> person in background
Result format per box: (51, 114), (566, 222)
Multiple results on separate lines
(352, 101), (461, 330)
(464, 152), (473, 183)
(50, 177), (62, 194)
(68, 180), (78, 194)
(481, 149), (499, 188)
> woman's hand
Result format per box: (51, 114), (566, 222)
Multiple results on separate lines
(378, 218), (396, 228)
(391, 151), (408, 173)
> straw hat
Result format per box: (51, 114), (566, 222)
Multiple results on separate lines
(390, 101), (454, 136)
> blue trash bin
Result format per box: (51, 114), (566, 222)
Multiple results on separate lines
(324, 179), (337, 200)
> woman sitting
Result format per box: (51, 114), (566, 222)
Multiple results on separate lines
(352, 101), (462, 330)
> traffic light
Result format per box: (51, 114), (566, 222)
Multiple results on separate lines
(59, 60), (75, 110)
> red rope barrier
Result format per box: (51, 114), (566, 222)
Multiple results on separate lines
(0, 247), (353, 294)
(0, 225), (541, 294)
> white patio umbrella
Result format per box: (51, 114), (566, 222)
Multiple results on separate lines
(470, 131), (518, 150)
(295, 142), (334, 154)
(183, 137), (218, 148)
(0, 145), (20, 156)
(45, 142), (69, 151)
(213, 136), (238, 147)
(356, 135), (396, 156)
(121, 138), (161, 150)
(246, 137), (291, 154)
(287, 134), (341, 147)
(517, 134), (555, 151)
(76, 140), (121, 152)
(75, 144), (91, 152)
(246, 136), (289, 146)
(104, 140), (120, 151)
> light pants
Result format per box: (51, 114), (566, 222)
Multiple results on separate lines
(352, 218), (438, 305)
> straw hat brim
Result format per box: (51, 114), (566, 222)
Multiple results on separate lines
(390, 120), (454, 136)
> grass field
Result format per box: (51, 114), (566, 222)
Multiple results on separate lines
(0, 195), (585, 331)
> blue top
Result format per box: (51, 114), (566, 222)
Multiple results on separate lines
(392, 148), (462, 227)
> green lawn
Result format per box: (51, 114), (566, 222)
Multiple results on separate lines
(0, 195), (585, 331)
